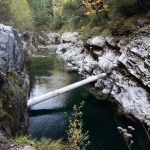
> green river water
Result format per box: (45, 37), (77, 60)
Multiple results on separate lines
(27, 47), (150, 150)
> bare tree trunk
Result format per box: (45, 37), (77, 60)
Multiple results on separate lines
(27, 73), (107, 107)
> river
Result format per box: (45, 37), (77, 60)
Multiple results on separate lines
(27, 47), (150, 150)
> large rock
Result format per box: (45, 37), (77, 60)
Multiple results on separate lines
(61, 32), (79, 43)
(118, 37), (150, 88)
(0, 24), (25, 73)
(46, 32), (60, 44)
(98, 49), (118, 73)
(56, 31), (150, 126)
(0, 24), (29, 139)
(86, 36), (106, 49)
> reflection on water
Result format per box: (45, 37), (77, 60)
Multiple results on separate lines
(29, 112), (68, 139)
(28, 48), (150, 150)
(28, 48), (82, 140)
(30, 71), (70, 110)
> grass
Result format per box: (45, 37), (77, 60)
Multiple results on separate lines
(14, 136), (68, 150)
(36, 138), (67, 150)
(13, 136), (36, 148)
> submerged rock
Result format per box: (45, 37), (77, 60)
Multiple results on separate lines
(56, 31), (150, 125)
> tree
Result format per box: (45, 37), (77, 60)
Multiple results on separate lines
(27, 0), (53, 29)
(10, 0), (34, 31)
(0, 0), (11, 24)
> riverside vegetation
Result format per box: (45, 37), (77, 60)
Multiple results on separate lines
(13, 102), (90, 150)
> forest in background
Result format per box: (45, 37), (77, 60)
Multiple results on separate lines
(1, 0), (150, 35)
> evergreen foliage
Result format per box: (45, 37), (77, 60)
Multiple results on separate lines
(27, 0), (53, 30)
(10, 0), (34, 31)
(0, 0), (11, 24)
(1, 0), (150, 34)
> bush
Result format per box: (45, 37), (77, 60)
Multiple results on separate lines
(68, 102), (90, 150)
(113, 0), (139, 17)
(14, 136), (67, 150)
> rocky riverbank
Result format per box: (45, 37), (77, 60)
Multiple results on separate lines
(56, 28), (150, 127)
(0, 24), (29, 149)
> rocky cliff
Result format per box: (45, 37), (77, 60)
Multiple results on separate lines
(56, 29), (150, 127)
(0, 24), (29, 148)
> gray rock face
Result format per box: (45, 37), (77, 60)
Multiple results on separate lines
(56, 31), (150, 126)
(57, 41), (97, 76)
(0, 24), (29, 139)
(98, 49), (118, 73)
(46, 32), (60, 44)
(118, 36), (150, 88)
(111, 73), (150, 122)
(61, 32), (79, 43)
(86, 36), (106, 48)
(0, 24), (24, 73)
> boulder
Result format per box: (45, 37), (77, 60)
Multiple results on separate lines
(98, 50), (118, 73)
(61, 32), (79, 43)
(86, 36), (106, 49)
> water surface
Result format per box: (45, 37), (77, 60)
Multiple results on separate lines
(28, 48), (150, 150)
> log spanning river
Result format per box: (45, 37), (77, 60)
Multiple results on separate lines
(27, 47), (150, 150)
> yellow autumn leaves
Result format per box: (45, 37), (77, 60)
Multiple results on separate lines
(82, 0), (103, 6)
(82, 0), (108, 15)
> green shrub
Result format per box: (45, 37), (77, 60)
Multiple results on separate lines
(14, 136), (36, 146)
(68, 101), (90, 150)
(14, 137), (67, 150)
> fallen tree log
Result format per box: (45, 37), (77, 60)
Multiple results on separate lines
(27, 73), (107, 107)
